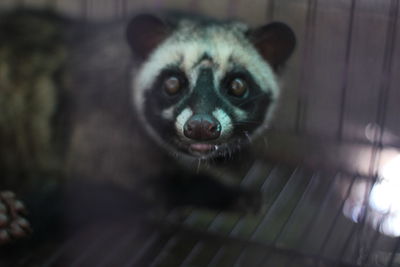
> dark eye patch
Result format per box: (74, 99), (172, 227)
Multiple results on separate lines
(142, 67), (189, 148)
(149, 66), (189, 106)
(220, 67), (273, 135)
(221, 67), (264, 107)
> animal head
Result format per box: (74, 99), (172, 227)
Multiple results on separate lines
(127, 13), (296, 160)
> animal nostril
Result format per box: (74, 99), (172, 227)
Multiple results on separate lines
(183, 114), (221, 141)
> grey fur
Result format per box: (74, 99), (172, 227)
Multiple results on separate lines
(0, 9), (295, 208)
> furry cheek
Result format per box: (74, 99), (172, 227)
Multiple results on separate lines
(212, 108), (234, 138)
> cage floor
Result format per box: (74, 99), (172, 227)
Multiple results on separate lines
(1, 161), (400, 267)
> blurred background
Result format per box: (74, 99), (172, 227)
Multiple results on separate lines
(0, 0), (399, 266)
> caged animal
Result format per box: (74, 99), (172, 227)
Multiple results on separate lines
(0, 9), (296, 245)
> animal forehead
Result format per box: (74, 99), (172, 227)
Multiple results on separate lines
(181, 27), (246, 63)
(176, 24), (247, 62)
(135, 35), (239, 91)
(198, 59), (213, 68)
(134, 23), (280, 102)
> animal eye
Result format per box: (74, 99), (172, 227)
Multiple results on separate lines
(164, 76), (181, 95)
(228, 78), (248, 98)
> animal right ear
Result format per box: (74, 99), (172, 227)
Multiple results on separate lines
(126, 14), (171, 60)
(248, 22), (296, 71)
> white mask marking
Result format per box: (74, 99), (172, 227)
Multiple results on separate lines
(175, 108), (193, 137)
(212, 108), (233, 138)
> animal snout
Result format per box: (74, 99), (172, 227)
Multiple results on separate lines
(183, 114), (221, 141)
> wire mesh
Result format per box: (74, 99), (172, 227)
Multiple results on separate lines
(0, 0), (400, 266)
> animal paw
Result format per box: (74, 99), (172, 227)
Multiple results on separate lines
(0, 191), (31, 245)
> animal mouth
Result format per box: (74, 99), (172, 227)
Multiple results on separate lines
(174, 136), (249, 159)
(174, 136), (247, 159)
(175, 138), (222, 158)
(188, 143), (218, 156)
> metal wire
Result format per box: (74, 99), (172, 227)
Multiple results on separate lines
(81, 0), (89, 20)
(251, 167), (302, 241)
(259, 172), (320, 266)
(334, 216), (359, 267)
(272, 171), (318, 245)
(373, 0), (399, 147)
(145, 207), (195, 266)
(295, 0), (318, 134)
(387, 237), (400, 267)
(227, 0), (239, 17)
(121, 0), (128, 19)
(187, 0), (198, 11)
(337, 0), (357, 141)
(122, 231), (160, 267)
(97, 229), (140, 267)
(361, 217), (386, 266)
(177, 161), (267, 267)
(356, 1), (400, 264)
(42, 228), (97, 267)
(229, 167), (301, 266)
(70, 227), (123, 267)
(2, 1), (400, 266)
(267, 0), (275, 21)
(206, 165), (282, 266)
(315, 174), (358, 264)
(296, 172), (340, 249)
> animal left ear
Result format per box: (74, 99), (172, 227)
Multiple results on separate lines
(248, 22), (296, 71)
(126, 14), (171, 60)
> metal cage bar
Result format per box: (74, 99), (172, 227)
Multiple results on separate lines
(337, 0), (356, 141)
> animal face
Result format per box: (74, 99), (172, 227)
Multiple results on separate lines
(127, 14), (295, 159)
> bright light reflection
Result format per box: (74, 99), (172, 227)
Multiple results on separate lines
(369, 155), (400, 237)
